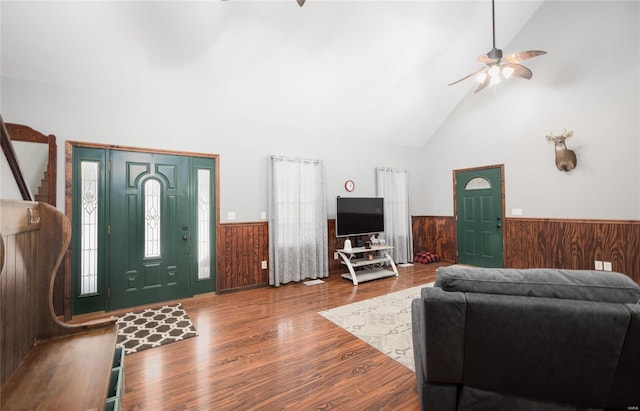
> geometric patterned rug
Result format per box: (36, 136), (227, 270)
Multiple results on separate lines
(116, 303), (198, 355)
(318, 282), (434, 371)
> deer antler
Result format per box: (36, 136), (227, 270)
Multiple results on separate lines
(546, 131), (555, 141)
(563, 128), (574, 139)
(547, 128), (574, 141)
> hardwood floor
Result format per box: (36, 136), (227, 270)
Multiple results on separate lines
(105, 262), (444, 410)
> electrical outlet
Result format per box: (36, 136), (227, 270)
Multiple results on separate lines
(603, 261), (612, 272)
(594, 260), (603, 270)
(261, 260), (267, 270)
(334, 252), (339, 260)
(227, 211), (236, 221)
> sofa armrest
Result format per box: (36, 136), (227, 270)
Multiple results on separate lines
(418, 287), (467, 383)
(608, 303), (640, 410)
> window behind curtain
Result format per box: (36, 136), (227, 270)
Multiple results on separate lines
(268, 155), (328, 286)
(376, 167), (413, 264)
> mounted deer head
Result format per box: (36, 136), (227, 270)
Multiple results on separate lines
(546, 128), (577, 172)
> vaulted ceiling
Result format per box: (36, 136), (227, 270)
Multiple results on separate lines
(1, 0), (546, 148)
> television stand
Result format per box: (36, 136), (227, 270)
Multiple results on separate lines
(337, 245), (398, 285)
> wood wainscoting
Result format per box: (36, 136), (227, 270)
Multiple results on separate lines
(217, 222), (269, 292)
(411, 215), (640, 284)
(217, 216), (640, 292)
(217, 220), (343, 293)
(412, 216), (457, 262)
(505, 218), (640, 284)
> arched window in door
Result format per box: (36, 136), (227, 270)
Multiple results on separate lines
(144, 179), (161, 258)
(465, 177), (491, 190)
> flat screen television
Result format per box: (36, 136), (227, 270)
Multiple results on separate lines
(336, 197), (384, 237)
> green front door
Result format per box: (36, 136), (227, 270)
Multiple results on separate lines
(108, 150), (192, 310)
(455, 167), (504, 267)
(72, 147), (216, 314)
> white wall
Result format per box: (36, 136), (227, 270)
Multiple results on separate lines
(2, 1), (638, 222)
(12, 141), (48, 195)
(413, 1), (640, 220)
(1, 76), (418, 221)
(1, 1), (425, 221)
(0, 149), (24, 200)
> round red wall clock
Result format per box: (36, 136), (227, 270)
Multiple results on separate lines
(344, 180), (355, 192)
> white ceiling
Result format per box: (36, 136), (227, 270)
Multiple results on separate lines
(0, 0), (546, 148)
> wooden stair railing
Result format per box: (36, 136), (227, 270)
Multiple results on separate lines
(1, 116), (65, 317)
(0, 114), (33, 201)
(4, 120), (57, 206)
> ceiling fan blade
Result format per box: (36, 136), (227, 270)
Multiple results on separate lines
(502, 50), (547, 63)
(477, 54), (499, 64)
(448, 66), (486, 86)
(475, 73), (491, 93)
(502, 62), (533, 80)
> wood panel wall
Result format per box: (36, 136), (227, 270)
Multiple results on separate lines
(505, 218), (640, 284)
(217, 220), (347, 292)
(217, 222), (269, 292)
(216, 216), (640, 292)
(328, 219), (351, 274)
(411, 215), (639, 284)
(0, 224), (38, 385)
(412, 216), (456, 262)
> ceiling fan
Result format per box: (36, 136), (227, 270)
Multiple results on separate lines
(449, 0), (547, 93)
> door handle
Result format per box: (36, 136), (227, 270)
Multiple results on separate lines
(182, 235), (189, 241)
(496, 223), (502, 228)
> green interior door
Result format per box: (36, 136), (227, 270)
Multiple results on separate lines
(455, 167), (503, 267)
(108, 150), (192, 310)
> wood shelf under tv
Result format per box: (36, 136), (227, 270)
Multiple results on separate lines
(336, 245), (398, 285)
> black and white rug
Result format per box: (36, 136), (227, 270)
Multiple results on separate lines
(318, 283), (434, 371)
(116, 303), (198, 355)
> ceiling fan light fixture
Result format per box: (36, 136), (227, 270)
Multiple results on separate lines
(448, 0), (546, 92)
(502, 66), (515, 78)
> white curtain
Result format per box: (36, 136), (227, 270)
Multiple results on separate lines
(376, 167), (413, 264)
(268, 155), (328, 286)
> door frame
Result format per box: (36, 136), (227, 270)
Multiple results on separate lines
(64, 141), (220, 318)
(453, 164), (506, 266)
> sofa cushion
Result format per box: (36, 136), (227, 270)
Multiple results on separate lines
(435, 266), (640, 304)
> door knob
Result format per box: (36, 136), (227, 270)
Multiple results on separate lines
(182, 235), (188, 241)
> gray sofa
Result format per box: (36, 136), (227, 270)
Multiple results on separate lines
(411, 266), (640, 411)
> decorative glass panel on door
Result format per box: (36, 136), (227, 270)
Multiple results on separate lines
(144, 179), (161, 258)
(197, 169), (211, 280)
(80, 161), (98, 295)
